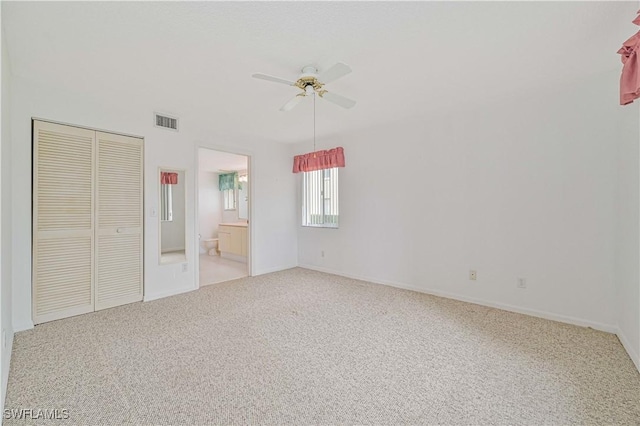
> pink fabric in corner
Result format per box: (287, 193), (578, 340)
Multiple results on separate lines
(161, 172), (178, 185)
(619, 31), (640, 105)
(292, 147), (345, 173)
(619, 10), (640, 105)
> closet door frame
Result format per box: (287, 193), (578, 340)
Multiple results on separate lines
(32, 118), (145, 324)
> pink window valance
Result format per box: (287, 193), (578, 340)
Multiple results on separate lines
(618, 10), (640, 105)
(161, 172), (178, 185)
(292, 147), (345, 174)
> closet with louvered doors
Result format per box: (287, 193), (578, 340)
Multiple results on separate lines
(32, 120), (144, 324)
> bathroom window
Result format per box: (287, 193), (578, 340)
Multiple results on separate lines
(223, 188), (236, 210)
(302, 167), (338, 228)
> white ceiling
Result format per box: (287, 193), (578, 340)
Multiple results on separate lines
(2, 2), (636, 144)
(199, 148), (247, 173)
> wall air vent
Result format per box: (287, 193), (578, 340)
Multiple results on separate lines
(154, 113), (178, 131)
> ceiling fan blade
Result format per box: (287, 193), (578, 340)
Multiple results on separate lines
(319, 62), (352, 84)
(319, 91), (356, 109)
(252, 73), (295, 86)
(280, 94), (306, 111)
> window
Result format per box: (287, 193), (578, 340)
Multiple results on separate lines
(160, 184), (173, 221)
(302, 167), (339, 228)
(223, 188), (236, 210)
(219, 172), (237, 210)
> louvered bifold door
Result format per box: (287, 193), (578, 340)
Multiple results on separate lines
(33, 121), (96, 324)
(95, 132), (144, 310)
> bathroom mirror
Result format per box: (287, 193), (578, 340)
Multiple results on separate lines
(238, 172), (248, 220)
(159, 168), (187, 264)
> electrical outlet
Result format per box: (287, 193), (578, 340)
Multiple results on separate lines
(469, 270), (477, 280)
(150, 207), (157, 217)
(517, 278), (527, 289)
(181, 263), (188, 273)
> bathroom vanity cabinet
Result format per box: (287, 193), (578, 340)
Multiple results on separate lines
(218, 223), (247, 257)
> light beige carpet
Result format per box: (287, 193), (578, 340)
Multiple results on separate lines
(4, 268), (640, 425)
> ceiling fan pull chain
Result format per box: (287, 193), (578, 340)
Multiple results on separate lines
(313, 92), (316, 156)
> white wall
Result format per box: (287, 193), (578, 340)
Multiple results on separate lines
(161, 170), (186, 253)
(198, 171), (222, 253)
(297, 71), (628, 333)
(10, 75), (298, 331)
(1, 25), (14, 409)
(615, 98), (640, 371)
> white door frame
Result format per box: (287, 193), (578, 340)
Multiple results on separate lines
(194, 144), (253, 289)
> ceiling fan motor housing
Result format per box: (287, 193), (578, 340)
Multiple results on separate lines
(293, 65), (322, 94)
(300, 65), (318, 77)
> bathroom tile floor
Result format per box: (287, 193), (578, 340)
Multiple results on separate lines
(199, 253), (248, 286)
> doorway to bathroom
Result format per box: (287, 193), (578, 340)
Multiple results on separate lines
(197, 148), (250, 286)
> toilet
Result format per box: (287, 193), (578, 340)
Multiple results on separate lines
(202, 238), (219, 256)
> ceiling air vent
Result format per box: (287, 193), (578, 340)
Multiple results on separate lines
(154, 113), (178, 131)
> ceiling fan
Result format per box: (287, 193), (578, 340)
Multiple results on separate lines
(252, 63), (356, 111)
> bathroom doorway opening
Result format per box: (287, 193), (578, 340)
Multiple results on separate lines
(197, 147), (250, 287)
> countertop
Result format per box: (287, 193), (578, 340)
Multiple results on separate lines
(219, 222), (248, 228)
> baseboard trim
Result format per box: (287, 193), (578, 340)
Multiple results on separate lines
(617, 329), (640, 373)
(2, 329), (14, 411)
(13, 320), (34, 333)
(253, 264), (298, 276)
(143, 285), (196, 302)
(298, 264), (618, 334)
